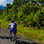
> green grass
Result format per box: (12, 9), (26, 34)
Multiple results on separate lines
(0, 19), (44, 43)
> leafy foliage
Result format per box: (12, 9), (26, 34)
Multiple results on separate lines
(0, 0), (44, 28)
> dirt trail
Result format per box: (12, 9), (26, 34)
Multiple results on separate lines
(0, 28), (39, 44)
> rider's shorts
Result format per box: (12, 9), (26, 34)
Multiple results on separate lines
(9, 28), (17, 34)
(9, 28), (13, 31)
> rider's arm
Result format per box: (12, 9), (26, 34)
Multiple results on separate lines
(7, 23), (11, 29)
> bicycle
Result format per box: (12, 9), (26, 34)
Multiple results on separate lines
(9, 31), (17, 44)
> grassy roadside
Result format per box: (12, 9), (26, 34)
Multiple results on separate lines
(0, 19), (44, 44)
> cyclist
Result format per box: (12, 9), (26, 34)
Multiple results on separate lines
(7, 20), (17, 37)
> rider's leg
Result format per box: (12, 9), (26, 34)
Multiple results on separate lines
(9, 31), (12, 35)
(14, 30), (17, 41)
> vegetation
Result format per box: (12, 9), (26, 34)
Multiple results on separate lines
(0, 0), (44, 43)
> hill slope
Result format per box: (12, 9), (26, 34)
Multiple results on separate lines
(0, 28), (37, 44)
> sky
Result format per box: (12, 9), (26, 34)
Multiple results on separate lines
(0, 0), (13, 7)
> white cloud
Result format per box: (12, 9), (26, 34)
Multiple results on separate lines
(0, 0), (13, 6)
(0, 0), (7, 6)
(7, 0), (13, 4)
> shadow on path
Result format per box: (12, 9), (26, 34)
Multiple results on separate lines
(0, 35), (40, 44)
(0, 36), (9, 39)
(16, 40), (39, 44)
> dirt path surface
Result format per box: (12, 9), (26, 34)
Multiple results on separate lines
(0, 28), (39, 44)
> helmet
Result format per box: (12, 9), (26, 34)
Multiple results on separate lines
(11, 20), (14, 23)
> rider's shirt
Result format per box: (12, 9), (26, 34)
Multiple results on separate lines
(9, 23), (15, 29)
(8, 23), (16, 29)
